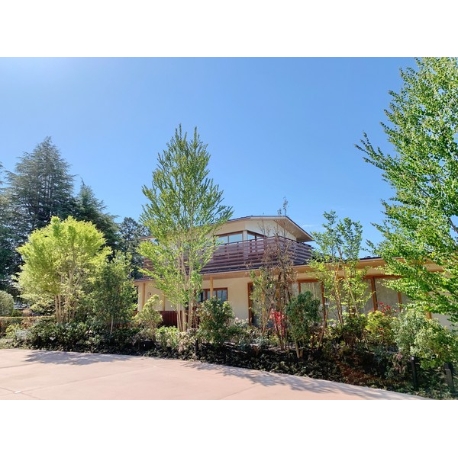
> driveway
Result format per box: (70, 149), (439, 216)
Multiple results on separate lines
(0, 348), (424, 400)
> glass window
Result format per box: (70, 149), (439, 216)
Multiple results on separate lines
(299, 281), (322, 303)
(218, 232), (243, 244)
(247, 232), (264, 241)
(199, 288), (228, 302)
(228, 233), (243, 243)
(375, 278), (400, 309)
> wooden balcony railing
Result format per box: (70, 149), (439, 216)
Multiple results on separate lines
(140, 236), (313, 277)
(201, 236), (313, 274)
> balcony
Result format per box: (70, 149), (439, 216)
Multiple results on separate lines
(201, 236), (313, 274)
(140, 236), (313, 277)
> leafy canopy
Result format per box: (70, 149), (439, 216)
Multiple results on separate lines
(16, 216), (110, 322)
(139, 125), (233, 330)
(357, 57), (458, 323)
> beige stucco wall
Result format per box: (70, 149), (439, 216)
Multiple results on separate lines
(202, 275), (252, 320)
(217, 218), (296, 240)
(136, 281), (174, 312)
(135, 265), (454, 328)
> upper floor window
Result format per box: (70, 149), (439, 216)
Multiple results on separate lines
(246, 231), (264, 241)
(218, 232), (243, 244)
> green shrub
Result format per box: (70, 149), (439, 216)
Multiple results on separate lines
(197, 298), (235, 345)
(393, 309), (430, 357)
(338, 313), (368, 347)
(0, 317), (23, 336)
(394, 308), (458, 369)
(0, 291), (14, 316)
(4, 323), (29, 345)
(27, 318), (88, 350)
(365, 310), (396, 347)
(134, 295), (163, 340)
(156, 326), (181, 349)
(286, 291), (321, 358)
(229, 318), (254, 347)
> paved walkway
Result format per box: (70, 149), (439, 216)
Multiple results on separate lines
(0, 348), (424, 400)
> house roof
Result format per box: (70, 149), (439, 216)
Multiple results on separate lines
(225, 215), (313, 242)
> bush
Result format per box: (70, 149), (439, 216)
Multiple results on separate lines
(0, 291), (14, 316)
(134, 295), (163, 340)
(27, 318), (89, 350)
(334, 313), (368, 348)
(156, 326), (181, 349)
(5, 323), (29, 345)
(0, 317), (24, 337)
(197, 298), (236, 345)
(286, 291), (321, 358)
(365, 310), (396, 348)
(229, 318), (254, 347)
(393, 308), (458, 370)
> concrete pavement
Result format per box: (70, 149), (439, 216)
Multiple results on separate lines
(0, 348), (425, 400)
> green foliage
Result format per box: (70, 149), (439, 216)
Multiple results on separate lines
(393, 309), (458, 369)
(118, 217), (150, 279)
(249, 268), (276, 334)
(413, 321), (458, 369)
(16, 216), (111, 323)
(0, 290), (14, 316)
(393, 308), (430, 357)
(357, 57), (458, 323)
(286, 291), (321, 357)
(197, 297), (236, 345)
(249, 200), (296, 349)
(229, 318), (254, 346)
(26, 316), (139, 352)
(139, 125), (233, 331)
(73, 182), (120, 252)
(134, 294), (163, 340)
(0, 316), (23, 336)
(27, 317), (86, 350)
(310, 211), (371, 325)
(365, 310), (396, 347)
(155, 326), (181, 349)
(342, 313), (368, 346)
(6, 137), (74, 232)
(0, 170), (19, 288)
(88, 253), (137, 333)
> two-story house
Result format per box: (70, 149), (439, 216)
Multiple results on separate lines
(135, 214), (438, 325)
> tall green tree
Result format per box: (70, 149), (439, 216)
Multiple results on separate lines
(139, 125), (233, 331)
(357, 57), (458, 323)
(310, 211), (370, 326)
(89, 253), (137, 334)
(73, 182), (120, 252)
(16, 216), (110, 323)
(6, 137), (74, 233)
(0, 163), (18, 291)
(118, 217), (150, 279)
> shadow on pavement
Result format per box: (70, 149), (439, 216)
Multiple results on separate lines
(182, 360), (424, 400)
(23, 350), (136, 366)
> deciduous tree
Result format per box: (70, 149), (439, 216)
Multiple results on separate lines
(89, 253), (137, 334)
(357, 57), (458, 323)
(16, 216), (110, 323)
(139, 125), (233, 331)
(310, 211), (371, 327)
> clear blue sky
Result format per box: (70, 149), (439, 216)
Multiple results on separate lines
(0, 57), (415, 253)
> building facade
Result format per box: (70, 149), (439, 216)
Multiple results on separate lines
(134, 215), (450, 326)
